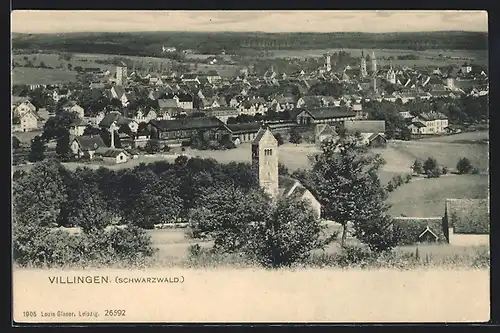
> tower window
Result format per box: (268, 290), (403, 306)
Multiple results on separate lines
(264, 148), (273, 156)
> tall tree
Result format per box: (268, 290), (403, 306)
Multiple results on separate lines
(28, 135), (46, 162)
(56, 129), (71, 161)
(289, 128), (302, 145)
(308, 134), (395, 250)
(13, 159), (68, 227)
(67, 182), (110, 233)
(128, 173), (183, 229)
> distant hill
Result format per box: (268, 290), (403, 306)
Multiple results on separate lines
(11, 31), (488, 57)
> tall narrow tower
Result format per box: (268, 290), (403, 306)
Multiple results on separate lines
(325, 53), (332, 72)
(371, 51), (377, 74)
(360, 50), (367, 77)
(251, 124), (279, 200)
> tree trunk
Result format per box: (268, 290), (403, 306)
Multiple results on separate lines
(341, 224), (348, 247)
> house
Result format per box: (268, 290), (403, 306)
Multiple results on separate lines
(408, 121), (427, 135)
(70, 135), (107, 159)
(343, 120), (386, 136)
(315, 123), (337, 143)
(238, 99), (267, 116)
(52, 88), (71, 102)
(12, 98), (37, 116)
(204, 107), (240, 124)
(199, 97), (220, 110)
(148, 117), (227, 143)
(278, 176), (322, 220)
(206, 70), (221, 84)
(223, 122), (262, 144)
(250, 125), (321, 219)
(392, 217), (447, 245)
(12, 109), (39, 132)
(444, 198), (489, 246)
(351, 103), (368, 119)
(109, 85), (130, 107)
(174, 93), (194, 110)
(411, 111), (449, 134)
(99, 111), (139, 133)
(63, 101), (85, 118)
(180, 73), (201, 85)
(271, 95), (298, 110)
(296, 96), (323, 109)
(95, 148), (130, 164)
(294, 107), (356, 126)
(69, 118), (89, 136)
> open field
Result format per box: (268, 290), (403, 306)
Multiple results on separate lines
(13, 267), (490, 322)
(12, 53), (114, 72)
(416, 130), (489, 144)
(190, 63), (241, 77)
(389, 140), (488, 172)
(387, 174), (489, 216)
(12, 67), (78, 85)
(267, 48), (488, 66)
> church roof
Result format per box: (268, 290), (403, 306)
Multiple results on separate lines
(251, 126), (274, 145)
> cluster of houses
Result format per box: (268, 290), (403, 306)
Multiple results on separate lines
(12, 51), (489, 163)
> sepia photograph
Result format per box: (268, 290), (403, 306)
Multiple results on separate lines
(11, 10), (490, 323)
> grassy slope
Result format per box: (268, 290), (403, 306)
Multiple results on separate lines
(387, 174), (489, 216)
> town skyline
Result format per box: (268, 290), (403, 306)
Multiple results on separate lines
(12, 10), (488, 34)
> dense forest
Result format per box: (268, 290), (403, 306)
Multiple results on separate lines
(12, 31), (488, 57)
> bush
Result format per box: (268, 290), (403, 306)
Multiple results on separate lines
(456, 157), (474, 174)
(386, 180), (395, 192)
(471, 168), (480, 175)
(393, 175), (404, 187)
(405, 174), (412, 183)
(12, 223), (157, 268)
(412, 159), (423, 174)
(426, 168), (441, 178)
(442, 167), (448, 175)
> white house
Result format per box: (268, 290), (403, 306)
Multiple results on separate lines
(411, 111), (449, 134)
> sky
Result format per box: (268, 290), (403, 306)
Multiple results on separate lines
(11, 10), (488, 34)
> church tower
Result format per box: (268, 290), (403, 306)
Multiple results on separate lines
(360, 50), (367, 78)
(251, 124), (279, 200)
(371, 51), (377, 74)
(387, 60), (396, 84)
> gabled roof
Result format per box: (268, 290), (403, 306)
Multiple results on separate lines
(158, 99), (178, 109)
(111, 85), (126, 98)
(73, 135), (106, 151)
(149, 117), (226, 132)
(302, 107), (356, 120)
(99, 112), (135, 128)
(251, 126), (275, 145)
(344, 120), (386, 134)
(316, 123), (336, 137)
(96, 148), (129, 158)
(226, 122), (262, 133)
(418, 111), (448, 121)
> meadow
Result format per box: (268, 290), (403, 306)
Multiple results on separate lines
(416, 130), (489, 144)
(12, 67), (78, 85)
(266, 48), (488, 67)
(387, 174), (489, 216)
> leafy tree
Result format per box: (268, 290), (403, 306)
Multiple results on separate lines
(423, 157), (440, 178)
(308, 134), (397, 251)
(128, 174), (183, 229)
(188, 186), (270, 252)
(28, 135), (46, 162)
(246, 196), (329, 268)
(83, 125), (101, 136)
(278, 163), (289, 176)
(13, 159), (68, 227)
(274, 133), (284, 146)
(145, 140), (161, 154)
(412, 159), (423, 174)
(68, 182), (110, 233)
(56, 129), (71, 161)
(42, 111), (77, 142)
(289, 128), (302, 145)
(457, 157), (473, 174)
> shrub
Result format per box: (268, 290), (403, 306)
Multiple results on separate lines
(393, 174), (404, 187)
(412, 159), (423, 174)
(442, 167), (448, 175)
(456, 157), (474, 174)
(471, 168), (480, 175)
(386, 180), (395, 192)
(12, 223), (157, 268)
(405, 174), (412, 183)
